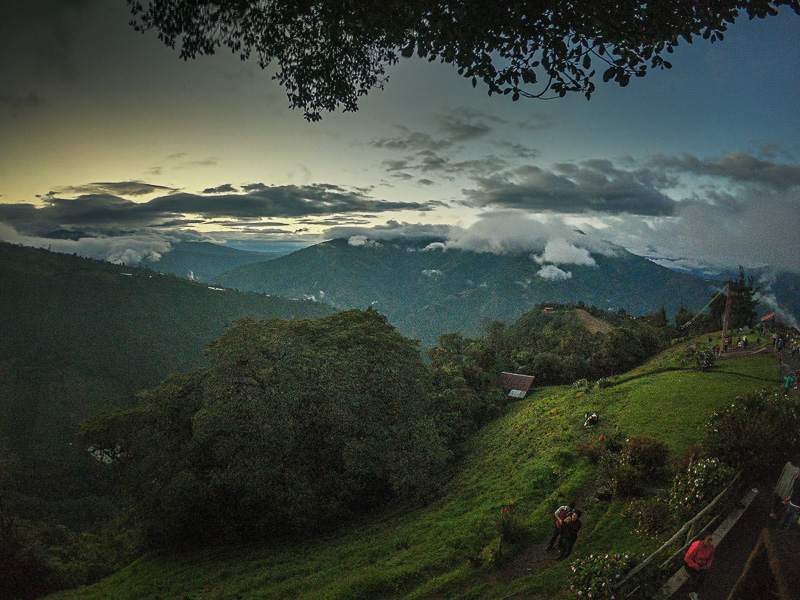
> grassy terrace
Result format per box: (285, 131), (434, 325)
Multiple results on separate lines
(47, 336), (780, 600)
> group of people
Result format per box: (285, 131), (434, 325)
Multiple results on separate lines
(772, 332), (798, 358)
(543, 499), (716, 598)
(544, 503), (583, 559)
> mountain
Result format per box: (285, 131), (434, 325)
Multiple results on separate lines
(140, 240), (285, 282)
(215, 237), (721, 346)
(0, 242), (334, 476)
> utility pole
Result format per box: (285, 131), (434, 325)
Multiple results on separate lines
(722, 283), (732, 349)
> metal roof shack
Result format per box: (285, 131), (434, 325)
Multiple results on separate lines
(501, 372), (535, 399)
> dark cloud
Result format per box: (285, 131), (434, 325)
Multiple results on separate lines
(493, 140), (539, 159)
(326, 220), (454, 241)
(433, 108), (492, 141)
(206, 219), (291, 227)
(462, 163), (676, 216)
(202, 183), (239, 194)
(0, 182), (438, 236)
(47, 181), (180, 197)
(418, 179), (436, 186)
(647, 152), (800, 191)
(370, 126), (452, 151)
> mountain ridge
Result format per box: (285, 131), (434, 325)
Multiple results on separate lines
(216, 237), (721, 346)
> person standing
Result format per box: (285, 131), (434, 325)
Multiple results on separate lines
(683, 534), (715, 600)
(785, 375), (795, 396)
(545, 503), (574, 551)
(557, 510), (583, 559)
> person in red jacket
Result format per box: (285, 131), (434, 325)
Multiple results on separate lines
(683, 534), (715, 600)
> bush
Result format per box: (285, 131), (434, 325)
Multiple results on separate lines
(703, 389), (800, 475)
(623, 495), (671, 537)
(622, 435), (670, 483)
(694, 348), (716, 371)
(596, 377), (613, 390)
(669, 457), (736, 522)
(614, 463), (643, 497)
(569, 552), (659, 599)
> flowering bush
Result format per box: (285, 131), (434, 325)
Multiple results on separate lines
(622, 494), (671, 537)
(694, 348), (716, 371)
(569, 552), (656, 599)
(669, 457), (735, 522)
(704, 389), (800, 475)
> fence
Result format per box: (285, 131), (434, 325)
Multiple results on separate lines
(613, 471), (742, 597)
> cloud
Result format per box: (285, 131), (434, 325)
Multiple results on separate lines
(0, 182), (439, 236)
(647, 152), (800, 191)
(533, 238), (597, 266)
(202, 183), (239, 194)
(0, 223), (210, 265)
(326, 220), (454, 241)
(370, 126), (452, 152)
(46, 181), (180, 197)
(433, 108), (492, 141)
(347, 235), (381, 247)
(462, 162), (677, 216)
(421, 269), (441, 277)
(537, 265), (572, 281)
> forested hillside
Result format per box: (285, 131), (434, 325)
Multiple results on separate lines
(0, 242), (333, 507)
(43, 332), (792, 600)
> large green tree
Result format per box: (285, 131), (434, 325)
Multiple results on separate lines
(726, 265), (760, 329)
(80, 309), (447, 544)
(127, 0), (799, 120)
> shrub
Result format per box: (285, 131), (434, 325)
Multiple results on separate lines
(622, 435), (670, 483)
(669, 457), (736, 522)
(596, 377), (612, 390)
(572, 378), (590, 392)
(703, 389), (800, 475)
(694, 348), (716, 371)
(614, 463), (643, 497)
(622, 494), (671, 537)
(569, 552), (658, 600)
(575, 440), (604, 464)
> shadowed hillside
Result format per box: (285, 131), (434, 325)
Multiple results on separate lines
(0, 242), (333, 486)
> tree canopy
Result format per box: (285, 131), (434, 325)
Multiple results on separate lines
(80, 309), (448, 544)
(128, 0), (799, 120)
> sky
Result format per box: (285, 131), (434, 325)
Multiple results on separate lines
(1, 1), (799, 277)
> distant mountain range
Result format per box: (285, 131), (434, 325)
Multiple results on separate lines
(0, 242), (333, 475)
(140, 241), (286, 282)
(215, 237), (728, 346)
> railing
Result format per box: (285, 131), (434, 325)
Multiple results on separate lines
(613, 471), (742, 596)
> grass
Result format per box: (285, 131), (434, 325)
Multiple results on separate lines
(45, 334), (783, 600)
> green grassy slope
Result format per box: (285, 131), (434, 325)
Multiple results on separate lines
(45, 338), (781, 600)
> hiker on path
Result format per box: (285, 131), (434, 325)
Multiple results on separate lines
(545, 503), (574, 551)
(784, 375), (794, 396)
(683, 534), (715, 600)
(557, 510), (583, 560)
